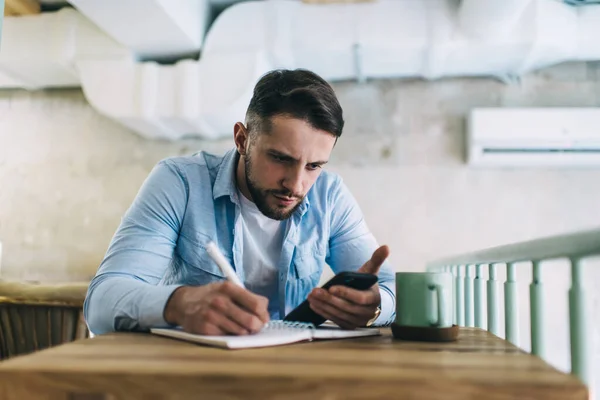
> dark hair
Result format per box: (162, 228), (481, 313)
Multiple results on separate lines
(245, 69), (344, 138)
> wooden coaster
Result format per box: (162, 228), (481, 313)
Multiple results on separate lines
(391, 323), (459, 342)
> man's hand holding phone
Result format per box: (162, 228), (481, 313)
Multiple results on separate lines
(306, 245), (389, 329)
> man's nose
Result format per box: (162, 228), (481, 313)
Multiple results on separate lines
(282, 166), (304, 197)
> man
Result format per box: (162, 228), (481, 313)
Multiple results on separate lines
(84, 69), (396, 336)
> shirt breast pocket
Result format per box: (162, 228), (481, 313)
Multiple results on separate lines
(167, 233), (228, 285)
(292, 243), (326, 282)
(285, 245), (327, 312)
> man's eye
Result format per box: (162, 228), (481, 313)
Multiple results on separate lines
(307, 164), (322, 171)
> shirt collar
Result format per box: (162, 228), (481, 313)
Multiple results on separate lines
(213, 148), (240, 203)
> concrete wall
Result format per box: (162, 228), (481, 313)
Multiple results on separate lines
(0, 61), (599, 390)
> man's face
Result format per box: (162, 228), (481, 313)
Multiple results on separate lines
(240, 115), (337, 220)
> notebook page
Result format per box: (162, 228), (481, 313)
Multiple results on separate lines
(151, 321), (314, 349)
(312, 326), (381, 340)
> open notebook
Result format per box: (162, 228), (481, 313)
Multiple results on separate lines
(151, 321), (380, 349)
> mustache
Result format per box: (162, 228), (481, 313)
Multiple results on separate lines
(269, 190), (303, 200)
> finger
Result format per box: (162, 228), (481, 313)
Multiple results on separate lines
(310, 289), (374, 320)
(210, 295), (265, 334)
(328, 285), (381, 307)
(191, 322), (226, 336)
(310, 301), (352, 329)
(308, 298), (352, 327)
(307, 300), (338, 326)
(308, 291), (365, 326)
(186, 315), (230, 336)
(357, 245), (390, 275)
(220, 282), (270, 323)
(308, 298), (360, 329)
(207, 309), (251, 336)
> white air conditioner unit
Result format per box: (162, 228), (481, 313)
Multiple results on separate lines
(467, 108), (600, 167)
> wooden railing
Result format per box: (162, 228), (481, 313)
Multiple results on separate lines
(426, 227), (600, 386)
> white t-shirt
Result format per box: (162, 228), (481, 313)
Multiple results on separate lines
(238, 191), (284, 316)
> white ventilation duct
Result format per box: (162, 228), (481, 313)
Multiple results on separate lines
(67, 0), (211, 60)
(459, 0), (532, 38)
(77, 52), (271, 140)
(1, 0), (600, 140)
(0, 8), (130, 89)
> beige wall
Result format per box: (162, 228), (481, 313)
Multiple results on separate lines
(0, 62), (599, 390)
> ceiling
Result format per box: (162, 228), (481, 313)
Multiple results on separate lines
(2, 0), (600, 141)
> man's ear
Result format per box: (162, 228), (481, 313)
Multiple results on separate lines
(233, 122), (249, 156)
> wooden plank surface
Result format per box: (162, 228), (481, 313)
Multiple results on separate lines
(4, 0), (40, 16)
(0, 328), (588, 400)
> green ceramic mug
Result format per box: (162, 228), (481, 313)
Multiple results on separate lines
(395, 272), (453, 328)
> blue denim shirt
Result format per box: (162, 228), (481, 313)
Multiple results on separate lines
(84, 149), (396, 334)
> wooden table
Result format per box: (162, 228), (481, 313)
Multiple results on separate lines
(0, 328), (588, 400)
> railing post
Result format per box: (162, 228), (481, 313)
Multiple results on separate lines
(504, 262), (519, 345)
(474, 264), (485, 329)
(451, 266), (457, 325)
(464, 265), (474, 327)
(449, 266), (455, 323)
(569, 258), (589, 385)
(455, 266), (464, 326)
(530, 260), (545, 359)
(487, 263), (500, 336)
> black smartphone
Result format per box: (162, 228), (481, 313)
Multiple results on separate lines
(283, 271), (378, 326)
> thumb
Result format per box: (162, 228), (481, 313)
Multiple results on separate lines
(357, 245), (390, 275)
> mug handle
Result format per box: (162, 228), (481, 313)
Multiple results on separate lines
(427, 284), (445, 327)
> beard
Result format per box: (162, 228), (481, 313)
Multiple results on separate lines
(244, 153), (304, 221)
